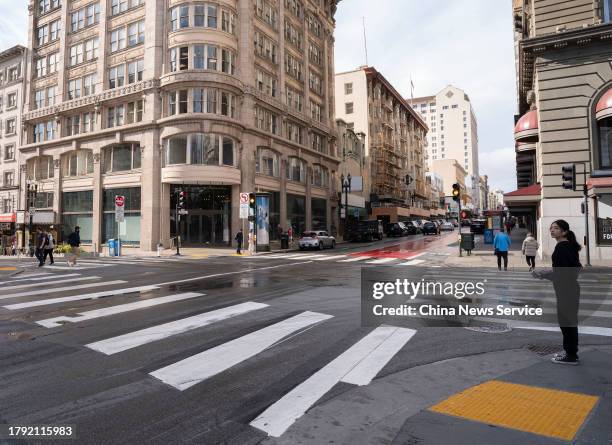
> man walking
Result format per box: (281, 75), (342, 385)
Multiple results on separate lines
(67, 226), (81, 267)
(35, 228), (48, 267)
(44, 230), (55, 265)
(235, 228), (243, 255)
(493, 228), (511, 271)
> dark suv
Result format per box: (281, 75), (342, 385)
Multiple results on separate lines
(422, 221), (440, 235)
(386, 223), (408, 237)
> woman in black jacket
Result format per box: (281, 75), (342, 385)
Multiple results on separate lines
(533, 219), (582, 365)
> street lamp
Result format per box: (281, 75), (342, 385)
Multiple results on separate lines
(340, 173), (351, 240)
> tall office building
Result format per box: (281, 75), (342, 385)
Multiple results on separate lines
(411, 85), (481, 212)
(20, 0), (340, 252)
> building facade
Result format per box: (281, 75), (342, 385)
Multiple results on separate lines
(431, 158), (468, 216)
(20, 0), (340, 252)
(425, 171), (445, 217)
(335, 66), (429, 225)
(412, 85), (481, 212)
(0, 45), (26, 251)
(509, 0), (612, 261)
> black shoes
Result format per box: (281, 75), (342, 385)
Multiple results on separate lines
(551, 354), (579, 365)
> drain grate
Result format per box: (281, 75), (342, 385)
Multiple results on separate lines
(525, 344), (562, 356)
(464, 324), (512, 334)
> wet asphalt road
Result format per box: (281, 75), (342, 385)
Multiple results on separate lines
(1, 234), (610, 444)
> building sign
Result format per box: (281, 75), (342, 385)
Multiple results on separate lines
(32, 211), (55, 225)
(597, 195), (612, 245)
(0, 213), (16, 223)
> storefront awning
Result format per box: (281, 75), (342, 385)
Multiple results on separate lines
(514, 109), (539, 143)
(596, 88), (612, 121)
(0, 213), (16, 223)
(504, 183), (541, 205)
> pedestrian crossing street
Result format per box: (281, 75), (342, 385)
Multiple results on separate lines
(1, 267), (611, 438)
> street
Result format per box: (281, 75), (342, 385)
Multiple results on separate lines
(1, 233), (611, 444)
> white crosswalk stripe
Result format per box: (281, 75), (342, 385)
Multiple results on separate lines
(87, 301), (269, 355)
(150, 311), (333, 391)
(312, 255), (347, 261)
(250, 326), (415, 437)
(3, 285), (160, 310)
(0, 276), (99, 291)
(36, 292), (204, 328)
(365, 258), (397, 264)
(4, 273), (80, 282)
(0, 280), (127, 300)
(397, 259), (425, 266)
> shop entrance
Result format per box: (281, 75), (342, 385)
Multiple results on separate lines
(170, 185), (231, 246)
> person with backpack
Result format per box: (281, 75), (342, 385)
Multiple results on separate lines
(44, 230), (55, 265)
(533, 219), (582, 365)
(521, 232), (539, 271)
(67, 226), (81, 266)
(493, 228), (511, 271)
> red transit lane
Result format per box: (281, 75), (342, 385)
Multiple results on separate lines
(349, 232), (458, 259)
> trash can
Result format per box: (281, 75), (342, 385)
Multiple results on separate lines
(460, 233), (475, 252)
(280, 233), (289, 250)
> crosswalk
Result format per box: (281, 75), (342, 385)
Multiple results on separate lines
(252, 251), (429, 266)
(1, 266), (611, 439)
(0, 256), (192, 272)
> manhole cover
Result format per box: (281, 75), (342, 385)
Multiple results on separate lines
(525, 344), (562, 356)
(464, 325), (512, 333)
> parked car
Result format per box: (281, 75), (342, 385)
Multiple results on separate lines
(449, 218), (459, 227)
(406, 220), (422, 234)
(299, 231), (336, 250)
(400, 221), (418, 235)
(470, 219), (486, 234)
(422, 221), (440, 235)
(386, 223), (406, 237)
(347, 220), (384, 242)
(440, 221), (455, 231)
(461, 219), (472, 227)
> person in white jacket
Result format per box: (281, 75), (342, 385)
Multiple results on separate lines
(522, 232), (539, 271)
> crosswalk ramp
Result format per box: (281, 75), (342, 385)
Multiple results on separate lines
(2, 268), (612, 439)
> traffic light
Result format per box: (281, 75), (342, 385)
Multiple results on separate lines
(561, 164), (576, 191)
(177, 190), (186, 209)
(452, 183), (461, 203)
(249, 193), (256, 209)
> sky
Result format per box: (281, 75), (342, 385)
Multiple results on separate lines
(334, 0), (518, 192)
(0, 0), (517, 192)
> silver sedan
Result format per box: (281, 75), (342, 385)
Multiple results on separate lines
(298, 231), (336, 250)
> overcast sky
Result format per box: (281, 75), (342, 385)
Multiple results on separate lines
(0, 0), (517, 192)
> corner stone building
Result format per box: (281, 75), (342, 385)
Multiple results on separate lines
(20, 0), (340, 252)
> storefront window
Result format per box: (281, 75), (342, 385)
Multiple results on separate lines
(102, 143), (141, 173)
(62, 149), (94, 177)
(598, 117), (612, 169)
(102, 187), (141, 245)
(287, 194), (305, 236)
(268, 191), (280, 240)
(311, 198), (327, 230)
(165, 133), (235, 166)
(255, 148), (279, 177)
(61, 190), (93, 243)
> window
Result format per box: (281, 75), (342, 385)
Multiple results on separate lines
(308, 41), (322, 65)
(126, 20), (145, 46)
(107, 105), (125, 128)
(164, 133), (235, 166)
(67, 78), (82, 99)
(221, 49), (235, 74)
(254, 30), (278, 64)
(309, 72), (322, 95)
(286, 157), (306, 182)
(255, 147), (279, 177)
(62, 150), (94, 177)
(69, 43), (84, 66)
(312, 165), (329, 187)
(37, 25), (49, 46)
(4, 144), (15, 160)
(452, 104), (458, 109)
(7, 93), (16, 109)
(286, 86), (303, 112)
(108, 65), (125, 88)
(38, 0), (60, 15)
(6, 119), (16, 135)
(50, 20), (61, 41)
(127, 59), (144, 83)
(345, 102), (354, 114)
(62, 191), (93, 244)
(85, 37), (99, 61)
(103, 143), (141, 172)
(284, 21), (303, 50)
(126, 100), (144, 123)
(207, 46), (218, 70)
(255, 106), (278, 134)
(285, 121), (303, 144)
(311, 100), (322, 122)
(4, 171), (15, 187)
(103, 187), (141, 245)
(207, 5), (217, 27)
(598, 116), (612, 169)
(48, 53), (59, 73)
(345, 83), (353, 95)
(256, 0), (277, 29)
(220, 91), (235, 117)
(604, 0), (612, 23)
(255, 68), (278, 97)
(307, 13), (321, 37)
(26, 156), (54, 180)
(35, 58), (47, 78)
(71, 3), (99, 32)
(110, 27), (126, 52)
(311, 132), (326, 154)
(111, 0), (128, 15)
(285, 52), (303, 80)
(47, 86), (56, 106)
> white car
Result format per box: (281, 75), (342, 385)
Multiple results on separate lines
(440, 221), (455, 231)
(298, 231), (336, 250)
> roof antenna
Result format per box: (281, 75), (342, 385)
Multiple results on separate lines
(362, 16), (368, 66)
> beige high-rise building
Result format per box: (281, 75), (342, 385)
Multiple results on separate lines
(0, 45), (26, 250)
(412, 85), (481, 213)
(335, 66), (429, 225)
(19, 0), (340, 252)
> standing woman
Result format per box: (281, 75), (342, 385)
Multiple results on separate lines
(533, 219), (582, 365)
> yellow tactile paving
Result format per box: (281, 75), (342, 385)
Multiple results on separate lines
(0, 267), (16, 271)
(429, 380), (599, 441)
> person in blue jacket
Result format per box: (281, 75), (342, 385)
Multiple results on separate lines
(493, 228), (511, 271)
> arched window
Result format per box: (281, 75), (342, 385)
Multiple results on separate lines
(26, 156), (54, 180)
(596, 88), (612, 169)
(255, 148), (279, 177)
(62, 149), (93, 177)
(286, 157), (306, 183)
(102, 143), (141, 173)
(165, 133), (236, 166)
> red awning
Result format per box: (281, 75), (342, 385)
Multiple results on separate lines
(596, 88), (612, 120)
(0, 213), (16, 223)
(514, 109), (539, 143)
(504, 183), (541, 197)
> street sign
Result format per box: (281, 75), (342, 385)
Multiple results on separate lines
(240, 192), (250, 219)
(115, 195), (125, 223)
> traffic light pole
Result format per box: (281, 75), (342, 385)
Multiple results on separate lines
(175, 201), (180, 256)
(563, 163), (591, 266)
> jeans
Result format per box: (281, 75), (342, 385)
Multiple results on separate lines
(35, 248), (44, 265)
(561, 326), (578, 358)
(236, 241), (242, 254)
(44, 249), (54, 264)
(496, 251), (508, 269)
(526, 256), (535, 268)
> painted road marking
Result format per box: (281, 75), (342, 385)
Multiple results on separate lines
(430, 380), (599, 441)
(338, 256), (370, 263)
(0, 267), (17, 271)
(45, 264), (108, 270)
(150, 311), (332, 391)
(365, 258), (397, 264)
(78, 259), (147, 265)
(88, 302), (269, 355)
(0, 280), (127, 301)
(312, 255), (347, 261)
(474, 317), (612, 337)
(0, 276), (100, 291)
(4, 285), (160, 310)
(36, 292), (204, 328)
(250, 326), (410, 437)
(341, 327), (416, 386)
(6, 272), (55, 279)
(397, 259), (425, 266)
(5, 273), (80, 282)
